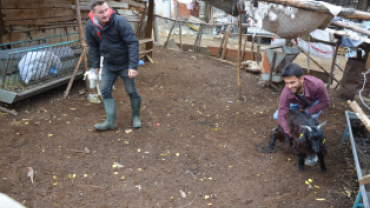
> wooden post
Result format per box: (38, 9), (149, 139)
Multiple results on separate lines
(366, 49), (370, 69)
(164, 21), (176, 48)
(242, 35), (248, 62)
(137, 3), (148, 38)
(251, 37), (255, 61)
(269, 52), (280, 91)
(221, 25), (232, 59)
(64, 47), (88, 99)
(193, 25), (204, 53)
(74, 0), (89, 91)
(238, 13), (242, 100)
(218, 24), (231, 58)
(179, 22), (183, 50)
(145, 0), (154, 56)
(257, 37), (261, 64)
(327, 38), (341, 88)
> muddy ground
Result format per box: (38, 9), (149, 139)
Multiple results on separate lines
(0, 47), (359, 207)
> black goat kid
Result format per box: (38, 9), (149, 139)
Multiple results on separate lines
(269, 110), (327, 173)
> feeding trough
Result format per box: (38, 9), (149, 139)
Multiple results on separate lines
(261, 46), (300, 82)
(265, 46), (300, 72)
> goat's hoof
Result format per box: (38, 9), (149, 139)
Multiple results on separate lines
(321, 168), (327, 174)
(269, 145), (274, 150)
(298, 165), (304, 171)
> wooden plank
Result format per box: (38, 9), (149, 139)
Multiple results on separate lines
(139, 49), (153, 55)
(221, 25), (232, 60)
(217, 25), (229, 58)
(145, 0), (154, 52)
(4, 16), (75, 26)
(179, 22), (183, 50)
(1, 0), (71, 9)
(119, 0), (145, 8)
(242, 35), (248, 62)
(117, 9), (135, 15)
(208, 46), (260, 62)
(139, 38), (153, 44)
(164, 22), (176, 48)
(327, 39), (340, 88)
(106, 1), (129, 8)
(2, 8), (73, 21)
(237, 12), (242, 100)
(64, 47), (87, 99)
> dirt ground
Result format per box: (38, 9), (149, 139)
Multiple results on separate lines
(0, 47), (360, 207)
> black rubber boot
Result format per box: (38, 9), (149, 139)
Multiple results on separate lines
(130, 96), (142, 128)
(94, 99), (117, 131)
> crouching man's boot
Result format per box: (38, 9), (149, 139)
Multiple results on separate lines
(94, 99), (117, 131)
(130, 96), (142, 128)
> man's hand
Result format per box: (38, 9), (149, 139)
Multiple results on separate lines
(128, 69), (138, 79)
(94, 68), (100, 74)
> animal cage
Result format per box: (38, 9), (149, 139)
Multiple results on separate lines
(0, 33), (87, 104)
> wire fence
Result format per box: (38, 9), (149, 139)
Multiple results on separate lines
(0, 33), (84, 94)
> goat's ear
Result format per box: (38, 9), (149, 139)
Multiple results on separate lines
(300, 125), (312, 132)
(317, 121), (327, 130)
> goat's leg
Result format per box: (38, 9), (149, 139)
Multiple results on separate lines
(298, 153), (306, 171)
(269, 132), (277, 149)
(317, 151), (327, 173)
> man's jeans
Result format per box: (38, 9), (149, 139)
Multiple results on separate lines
(273, 100), (322, 120)
(100, 65), (139, 100)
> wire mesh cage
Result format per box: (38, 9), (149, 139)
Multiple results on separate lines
(0, 33), (87, 104)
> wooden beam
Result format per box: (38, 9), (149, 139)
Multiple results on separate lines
(251, 37), (255, 61)
(106, 1), (129, 8)
(1, 0), (71, 9)
(75, 0), (89, 92)
(4, 17), (80, 26)
(217, 24), (230, 58)
(155, 14), (250, 27)
(2, 8), (73, 21)
(231, 33), (276, 38)
(221, 25), (232, 60)
(145, 54), (153, 63)
(8, 25), (77, 33)
(237, 11), (242, 100)
(257, 0), (370, 21)
(179, 22), (183, 50)
(119, 0), (145, 9)
(209, 47), (259, 61)
(242, 35), (248, 62)
(331, 20), (370, 37)
(64, 47), (87, 99)
(327, 39), (341, 88)
(309, 35), (337, 46)
(164, 21), (176, 48)
(145, 0), (154, 55)
(137, 3), (147, 38)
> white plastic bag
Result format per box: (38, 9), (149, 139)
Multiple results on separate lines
(18, 51), (61, 84)
(297, 29), (335, 60)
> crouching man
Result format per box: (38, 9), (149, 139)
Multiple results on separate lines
(273, 63), (330, 166)
(86, 0), (142, 130)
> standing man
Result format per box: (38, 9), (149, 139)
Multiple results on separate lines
(273, 63), (330, 166)
(86, 0), (142, 130)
